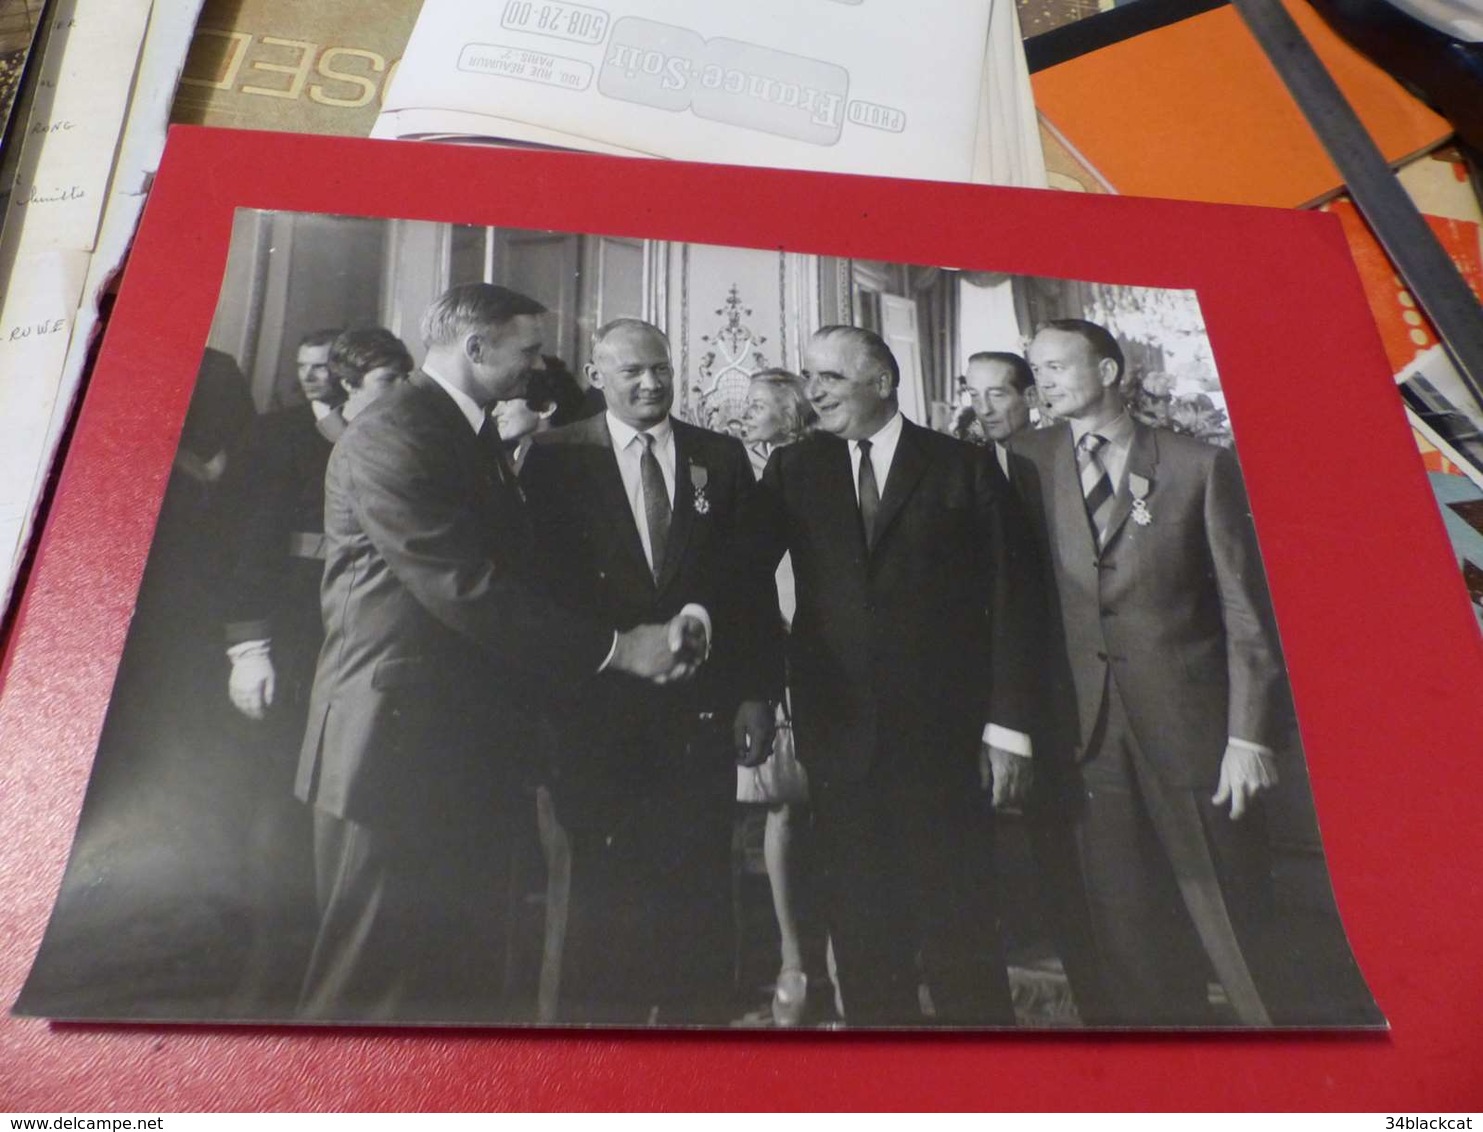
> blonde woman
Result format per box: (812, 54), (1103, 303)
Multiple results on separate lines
(738, 368), (818, 1025)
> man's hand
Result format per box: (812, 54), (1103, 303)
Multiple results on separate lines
(609, 612), (709, 683)
(978, 743), (1033, 810)
(666, 611), (709, 675)
(1211, 743), (1279, 819)
(733, 700), (775, 767)
(228, 651), (275, 720)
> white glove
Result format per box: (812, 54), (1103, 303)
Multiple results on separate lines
(227, 641), (275, 720)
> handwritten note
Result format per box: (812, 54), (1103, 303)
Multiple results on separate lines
(39, 0), (208, 506)
(0, 0), (154, 614)
(0, 248), (89, 592)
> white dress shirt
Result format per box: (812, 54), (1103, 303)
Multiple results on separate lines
(850, 412), (1030, 758)
(993, 440), (1011, 479)
(846, 409), (904, 503)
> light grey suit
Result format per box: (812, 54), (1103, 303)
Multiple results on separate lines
(1010, 418), (1293, 1025)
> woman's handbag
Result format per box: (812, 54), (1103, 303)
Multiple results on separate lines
(736, 698), (809, 805)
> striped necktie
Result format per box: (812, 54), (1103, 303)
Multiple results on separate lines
(1077, 432), (1114, 548)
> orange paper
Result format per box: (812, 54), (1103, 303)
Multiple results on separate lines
(1031, 0), (1450, 208)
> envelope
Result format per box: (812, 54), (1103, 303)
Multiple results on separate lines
(377, 0), (995, 182)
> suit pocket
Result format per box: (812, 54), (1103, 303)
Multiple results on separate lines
(371, 655), (438, 690)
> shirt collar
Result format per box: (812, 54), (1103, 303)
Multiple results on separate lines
(855, 410), (903, 451)
(606, 411), (673, 451)
(1069, 409), (1134, 450)
(420, 361), (489, 435)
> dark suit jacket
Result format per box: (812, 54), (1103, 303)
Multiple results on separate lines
(521, 415), (783, 809)
(220, 403), (338, 654)
(1008, 419), (1290, 789)
(754, 418), (1041, 787)
(296, 372), (613, 827)
(180, 348), (255, 468)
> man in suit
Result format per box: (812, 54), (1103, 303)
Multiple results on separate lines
(217, 328), (351, 1010)
(295, 286), (705, 1022)
(961, 351), (1037, 476)
(521, 318), (782, 1023)
(224, 328), (347, 727)
(1010, 318), (1291, 1026)
(752, 325), (1041, 1026)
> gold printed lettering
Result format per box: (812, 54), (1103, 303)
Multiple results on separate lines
(310, 48), (385, 108)
(178, 29), (251, 92)
(241, 37), (317, 100)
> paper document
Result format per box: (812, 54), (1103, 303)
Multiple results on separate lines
(0, 0), (202, 618)
(0, 247), (89, 582)
(974, 0), (1045, 188)
(171, 0), (421, 139)
(378, 0), (995, 182)
(0, 0), (151, 615)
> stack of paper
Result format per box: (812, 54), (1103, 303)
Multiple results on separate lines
(0, 0), (203, 615)
(374, 0), (1048, 189)
(1319, 152), (1483, 491)
(975, 0), (1046, 187)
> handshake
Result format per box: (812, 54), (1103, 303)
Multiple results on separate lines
(607, 606), (711, 685)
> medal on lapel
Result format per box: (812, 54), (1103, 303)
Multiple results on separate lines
(690, 462), (710, 514)
(1129, 472), (1153, 526)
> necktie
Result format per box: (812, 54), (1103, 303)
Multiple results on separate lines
(639, 431), (670, 579)
(1077, 432), (1114, 548)
(475, 418), (534, 547)
(857, 438), (881, 548)
(477, 419), (513, 486)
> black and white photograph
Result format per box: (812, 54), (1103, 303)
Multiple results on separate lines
(14, 205), (1382, 1030)
(1400, 344), (1483, 490)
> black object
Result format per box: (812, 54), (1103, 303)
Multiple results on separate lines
(1232, 0), (1483, 406)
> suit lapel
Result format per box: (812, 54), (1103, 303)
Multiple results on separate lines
(413, 372), (496, 496)
(871, 419), (930, 554)
(412, 370), (475, 436)
(1101, 422), (1158, 552)
(801, 434), (867, 561)
(410, 371), (532, 547)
